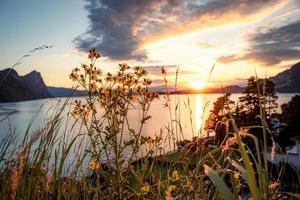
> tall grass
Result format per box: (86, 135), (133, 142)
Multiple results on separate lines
(0, 49), (299, 199)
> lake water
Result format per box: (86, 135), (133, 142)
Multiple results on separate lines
(0, 93), (298, 164)
(0, 93), (297, 143)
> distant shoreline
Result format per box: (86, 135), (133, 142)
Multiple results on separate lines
(0, 92), (299, 104)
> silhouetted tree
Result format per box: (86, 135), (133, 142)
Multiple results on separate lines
(278, 95), (300, 148)
(237, 76), (278, 126)
(204, 93), (235, 144)
(205, 77), (278, 148)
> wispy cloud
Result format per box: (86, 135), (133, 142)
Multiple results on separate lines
(74, 0), (284, 61)
(217, 20), (300, 66)
(63, 48), (86, 58)
(196, 41), (216, 49)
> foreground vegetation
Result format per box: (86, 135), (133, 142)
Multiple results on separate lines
(0, 49), (299, 199)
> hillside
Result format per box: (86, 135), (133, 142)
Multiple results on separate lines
(47, 86), (87, 97)
(271, 62), (300, 93)
(0, 69), (52, 102)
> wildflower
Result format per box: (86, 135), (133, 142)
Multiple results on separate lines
(140, 182), (150, 194)
(105, 72), (113, 82)
(167, 185), (176, 192)
(134, 66), (147, 77)
(141, 69), (147, 76)
(103, 88), (110, 97)
(134, 66), (141, 72)
(161, 67), (166, 75)
(268, 181), (280, 191)
(90, 82), (98, 92)
(69, 71), (78, 81)
(88, 48), (100, 59)
(72, 107), (80, 116)
(187, 180), (193, 191)
(222, 136), (237, 152)
(129, 95), (137, 102)
(143, 78), (152, 86)
(233, 172), (240, 179)
(80, 74), (85, 82)
(86, 67), (92, 75)
(239, 128), (249, 137)
(94, 69), (102, 75)
(117, 86), (125, 93)
(171, 170), (180, 181)
(81, 64), (88, 70)
(119, 63), (129, 71)
(165, 190), (173, 200)
(165, 185), (176, 200)
(89, 160), (101, 170)
(84, 107), (90, 117)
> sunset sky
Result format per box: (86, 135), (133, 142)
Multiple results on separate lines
(0, 0), (299, 89)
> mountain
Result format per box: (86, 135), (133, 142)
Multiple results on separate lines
(22, 70), (52, 98)
(151, 85), (244, 94)
(271, 62), (300, 93)
(0, 69), (52, 102)
(200, 85), (244, 94)
(48, 86), (87, 97)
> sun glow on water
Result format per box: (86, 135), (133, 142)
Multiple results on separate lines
(195, 94), (203, 134)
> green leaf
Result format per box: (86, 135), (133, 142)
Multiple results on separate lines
(227, 157), (248, 182)
(204, 164), (235, 200)
(229, 115), (262, 200)
(286, 192), (300, 198)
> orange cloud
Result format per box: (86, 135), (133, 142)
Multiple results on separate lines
(142, 1), (286, 45)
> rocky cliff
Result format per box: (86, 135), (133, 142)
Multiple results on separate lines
(0, 68), (52, 102)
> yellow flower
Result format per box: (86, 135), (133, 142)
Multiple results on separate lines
(167, 185), (176, 192)
(89, 160), (101, 170)
(117, 86), (124, 92)
(129, 95), (137, 102)
(233, 172), (240, 179)
(140, 182), (150, 194)
(187, 180), (193, 191)
(119, 63), (129, 71)
(90, 82), (98, 92)
(88, 48), (100, 59)
(239, 128), (249, 137)
(172, 170), (180, 181)
(81, 110), (89, 121)
(69, 71), (78, 81)
(143, 78), (152, 86)
(81, 64), (88, 70)
(165, 185), (176, 200)
(72, 108), (80, 116)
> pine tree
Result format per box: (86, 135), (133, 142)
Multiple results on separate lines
(238, 76), (278, 126)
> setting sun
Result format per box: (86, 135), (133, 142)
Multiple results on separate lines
(190, 79), (206, 90)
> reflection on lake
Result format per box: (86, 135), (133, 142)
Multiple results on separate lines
(0, 93), (297, 143)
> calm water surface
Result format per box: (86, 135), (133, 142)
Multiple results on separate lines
(0, 93), (297, 142)
(0, 93), (298, 163)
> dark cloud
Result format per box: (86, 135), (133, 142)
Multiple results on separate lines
(217, 20), (300, 65)
(75, 0), (282, 61)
